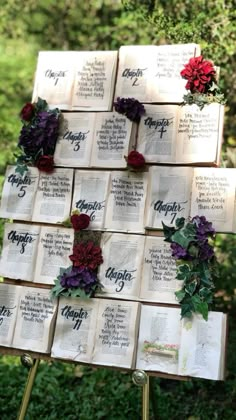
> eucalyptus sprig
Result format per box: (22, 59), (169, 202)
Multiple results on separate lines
(163, 216), (219, 320)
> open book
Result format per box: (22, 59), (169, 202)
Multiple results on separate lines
(136, 305), (227, 380)
(0, 223), (73, 284)
(32, 50), (118, 111)
(145, 166), (236, 233)
(97, 232), (180, 304)
(71, 169), (148, 232)
(0, 283), (58, 353)
(51, 297), (140, 369)
(137, 103), (224, 165)
(54, 111), (134, 168)
(0, 166), (73, 224)
(114, 43), (200, 103)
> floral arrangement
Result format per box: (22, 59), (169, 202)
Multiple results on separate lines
(180, 56), (226, 109)
(163, 216), (218, 320)
(15, 97), (61, 175)
(51, 213), (104, 298)
(114, 97), (146, 169)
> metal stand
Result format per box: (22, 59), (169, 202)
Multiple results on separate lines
(132, 370), (149, 420)
(17, 354), (40, 420)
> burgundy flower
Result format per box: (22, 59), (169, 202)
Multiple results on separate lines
(36, 155), (54, 173)
(70, 241), (103, 270)
(71, 213), (90, 231)
(180, 56), (216, 94)
(20, 102), (35, 121)
(126, 150), (145, 169)
(114, 97), (145, 122)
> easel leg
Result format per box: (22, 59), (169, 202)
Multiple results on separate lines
(132, 370), (149, 420)
(17, 355), (40, 420)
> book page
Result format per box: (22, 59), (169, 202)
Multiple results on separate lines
(0, 223), (40, 282)
(176, 104), (224, 164)
(54, 112), (96, 167)
(178, 312), (226, 380)
(72, 170), (110, 230)
(98, 232), (145, 299)
(90, 112), (133, 168)
(136, 305), (181, 375)
(114, 45), (156, 101)
(137, 105), (178, 163)
(32, 51), (75, 109)
(51, 297), (99, 363)
(139, 236), (182, 304)
(190, 168), (236, 232)
(32, 168), (73, 224)
(34, 226), (74, 285)
(148, 43), (201, 102)
(71, 51), (118, 111)
(104, 171), (148, 233)
(0, 166), (39, 221)
(92, 299), (140, 369)
(0, 283), (21, 347)
(12, 287), (58, 353)
(145, 166), (193, 229)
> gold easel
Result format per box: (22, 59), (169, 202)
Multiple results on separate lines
(16, 354), (150, 420)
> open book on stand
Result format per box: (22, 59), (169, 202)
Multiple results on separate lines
(54, 111), (134, 168)
(136, 305), (227, 380)
(0, 283), (58, 353)
(32, 50), (118, 111)
(137, 103), (224, 166)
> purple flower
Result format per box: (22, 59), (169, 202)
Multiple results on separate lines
(18, 111), (59, 158)
(192, 215), (215, 241)
(170, 242), (188, 259)
(114, 97), (145, 122)
(60, 266), (98, 294)
(198, 242), (214, 261)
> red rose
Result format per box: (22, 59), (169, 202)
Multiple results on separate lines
(36, 155), (54, 173)
(70, 241), (103, 270)
(126, 150), (145, 169)
(71, 213), (90, 231)
(20, 102), (35, 121)
(180, 56), (216, 94)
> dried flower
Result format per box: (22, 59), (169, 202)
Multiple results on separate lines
(36, 155), (54, 173)
(20, 102), (35, 121)
(126, 150), (146, 169)
(70, 241), (103, 271)
(71, 213), (90, 231)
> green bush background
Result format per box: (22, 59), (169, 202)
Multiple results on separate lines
(0, 1), (235, 419)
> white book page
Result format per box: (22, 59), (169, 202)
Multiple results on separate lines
(71, 170), (110, 230)
(34, 226), (74, 285)
(104, 171), (148, 233)
(114, 45), (156, 101)
(136, 305), (181, 374)
(140, 236), (182, 304)
(54, 112), (96, 167)
(12, 287), (58, 353)
(72, 51), (118, 111)
(137, 105), (178, 163)
(0, 166), (39, 221)
(92, 299), (140, 369)
(32, 168), (73, 224)
(148, 43), (201, 102)
(98, 232), (145, 299)
(176, 104), (224, 163)
(0, 223), (40, 282)
(178, 312), (226, 380)
(145, 166), (193, 229)
(32, 51), (74, 109)
(0, 283), (21, 347)
(91, 112), (133, 168)
(190, 168), (236, 232)
(51, 297), (99, 363)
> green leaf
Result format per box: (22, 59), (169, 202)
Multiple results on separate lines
(15, 163), (28, 177)
(171, 223), (196, 248)
(175, 217), (185, 229)
(175, 289), (186, 302)
(185, 281), (197, 296)
(176, 264), (192, 281)
(162, 221), (176, 242)
(192, 295), (209, 320)
(180, 302), (193, 319)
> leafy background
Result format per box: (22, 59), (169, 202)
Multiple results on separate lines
(0, 1), (236, 419)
